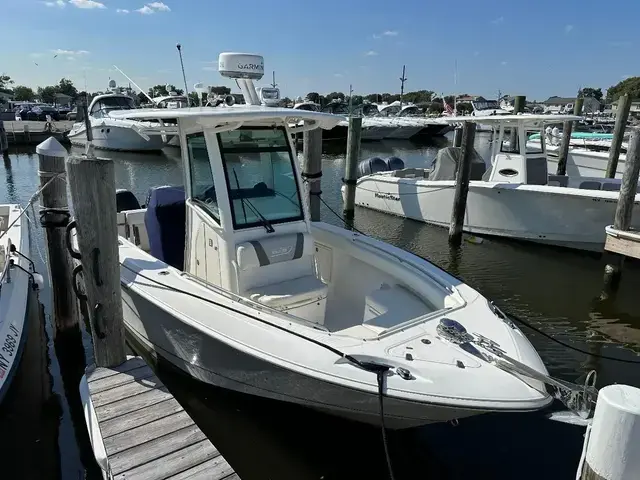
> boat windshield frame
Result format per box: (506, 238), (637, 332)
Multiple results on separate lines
(216, 125), (305, 231)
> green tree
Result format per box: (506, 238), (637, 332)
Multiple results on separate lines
(350, 95), (364, 106)
(37, 86), (57, 104)
(325, 91), (345, 103)
(0, 74), (13, 94)
(427, 102), (444, 114)
(149, 84), (184, 97)
(606, 77), (640, 103)
(456, 102), (472, 114)
(578, 87), (603, 101)
(305, 92), (320, 104)
(57, 78), (78, 99)
(279, 97), (292, 107)
(188, 91), (201, 106)
(365, 93), (381, 103)
(209, 85), (231, 96)
(13, 85), (35, 101)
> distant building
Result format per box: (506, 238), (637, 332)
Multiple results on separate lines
(542, 96), (601, 113)
(54, 92), (73, 106)
(611, 98), (640, 118)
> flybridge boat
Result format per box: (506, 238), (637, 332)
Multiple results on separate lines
(351, 114), (640, 252)
(0, 204), (40, 404)
(108, 53), (595, 429)
(68, 82), (166, 152)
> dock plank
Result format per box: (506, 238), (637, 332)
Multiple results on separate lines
(91, 375), (161, 408)
(100, 397), (183, 438)
(95, 386), (172, 422)
(84, 357), (237, 479)
(114, 440), (220, 480)
(165, 455), (236, 480)
(89, 365), (156, 394)
(104, 410), (195, 456)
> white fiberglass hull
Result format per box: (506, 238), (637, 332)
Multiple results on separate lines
(118, 222), (551, 429)
(0, 205), (33, 404)
(543, 143), (624, 179)
(354, 175), (640, 251)
(68, 120), (165, 152)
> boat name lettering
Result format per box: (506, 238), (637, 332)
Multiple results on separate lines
(374, 192), (400, 201)
(271, 247), (293, 257)
(237, 63), (264, 71)
(0, 352), (9, 377)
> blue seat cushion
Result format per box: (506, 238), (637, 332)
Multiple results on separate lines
(145, 186), (186, 270)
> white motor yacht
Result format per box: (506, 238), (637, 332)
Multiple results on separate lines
(68, 84), (166, 152)
(108, 54), (592, 429)
(350, 115), (640, 252)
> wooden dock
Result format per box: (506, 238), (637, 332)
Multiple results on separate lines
(81, 357), (238, 480)
(3, 120), (72, 145)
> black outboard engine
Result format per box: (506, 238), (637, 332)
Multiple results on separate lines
(357, 157), (388, 177)
(385, 156), (405, 171)
(115, 189), (141, 213)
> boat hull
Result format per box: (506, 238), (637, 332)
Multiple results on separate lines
(68, 123), (165, 152)
(121, 283), (519, 429)
(355, 178), (640, 251)
(545, 146), (624, 179)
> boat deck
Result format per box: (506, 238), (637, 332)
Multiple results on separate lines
(83, 357), (238, 480)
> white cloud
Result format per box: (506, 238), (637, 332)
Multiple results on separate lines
(147, 2), (170, 11)
(622, 75), (632, 80)
(136, 5), (154, 14)
(491, 16), (504, 25)
(116, 8), (129, 13)
(383, 30), (398, 36)
(564, 24), (574, 34)
(500, 60), (507, 66)
(137, 2), (170, 13)
(69, 0), (106, 8)
(53, 49), (90, 55)
(333, 73), (343, 78)
(372, 34), (381, 39)
(365, 50), (378, 56)
(44, 0), (65, 7)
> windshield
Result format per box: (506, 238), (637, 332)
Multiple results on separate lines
(218, 127), (304, 230)
(379, 105), (401, 116)
(92, 96), (135, 117)
(473, 100), (500, 111)
(322, 102), (349, 115)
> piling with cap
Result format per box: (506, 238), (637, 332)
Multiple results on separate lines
(36, 137), (79, 331)
(66, 153), (126, 367)
(579, 384), (640, 479)
(508, 96), (526, 147)
(452, 126), (463, 147)
(302, 126), (322, 221)
(449, 121), (477, 246)
(556, 97), (584, 175)
(606, 94), (631, 179)
(343, 116), (363, 223)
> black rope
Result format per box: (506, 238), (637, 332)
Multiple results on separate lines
(342, 177), (357, 186)
(301, 171), (322, 179)
(376, 369), (396, 480)
(316, 194), (640, 365)
(39, 207), (70, 228)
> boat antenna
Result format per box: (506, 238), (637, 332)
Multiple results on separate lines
(112, 65), (154, 104)
(271, 71), (277, 88)
(348, 84), (354, 116)
(176, 43), (190, 100)
(399, 65), (407, 107)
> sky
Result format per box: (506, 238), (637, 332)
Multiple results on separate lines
(2, 0), (637, 101)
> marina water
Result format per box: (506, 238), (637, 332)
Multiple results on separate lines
(2, 132), (640, 479)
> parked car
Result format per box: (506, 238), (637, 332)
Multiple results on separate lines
(57, 105), (72, 115)
(66, 107), (77, 121)
(22, 105), (60, 121)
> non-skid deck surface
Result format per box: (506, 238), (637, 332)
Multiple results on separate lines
(87, 357), (238, 480)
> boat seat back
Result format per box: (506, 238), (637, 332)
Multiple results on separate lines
(602, 183), (621, 192)
(548, 175), (569, 187)
(236, 232), (328, 324)
(116, 189), (142, 213)
(579, 181), (601, 190)
(145, 186), (186, 270)
(121, 209), (150, 251)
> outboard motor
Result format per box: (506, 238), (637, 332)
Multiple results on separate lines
(115, 189), (141, 213)
(357, 157), (388, 177)
(385, 156), (405, 171)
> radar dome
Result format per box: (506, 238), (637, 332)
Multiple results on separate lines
(218, 52), (264, 80)
(108, 79), (117, 88)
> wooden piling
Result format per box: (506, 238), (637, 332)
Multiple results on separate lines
(302, 126), (322, 221)
(605, 94), (631, 178)
(555, 98), (584, 176)
(343, 116), (363, 222)
(66, 153), (126, 367)
(36, 137), (78, 331)
(0, 120), (8, 153)
(449, 122), (477, 246)
(602, 126), (640, 295)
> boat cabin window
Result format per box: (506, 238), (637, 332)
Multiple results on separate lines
(218, 126), (303, 230)
(91, 96), (136, 118)
(188, 133), (220, 222)
(500, 127), (520, 153)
